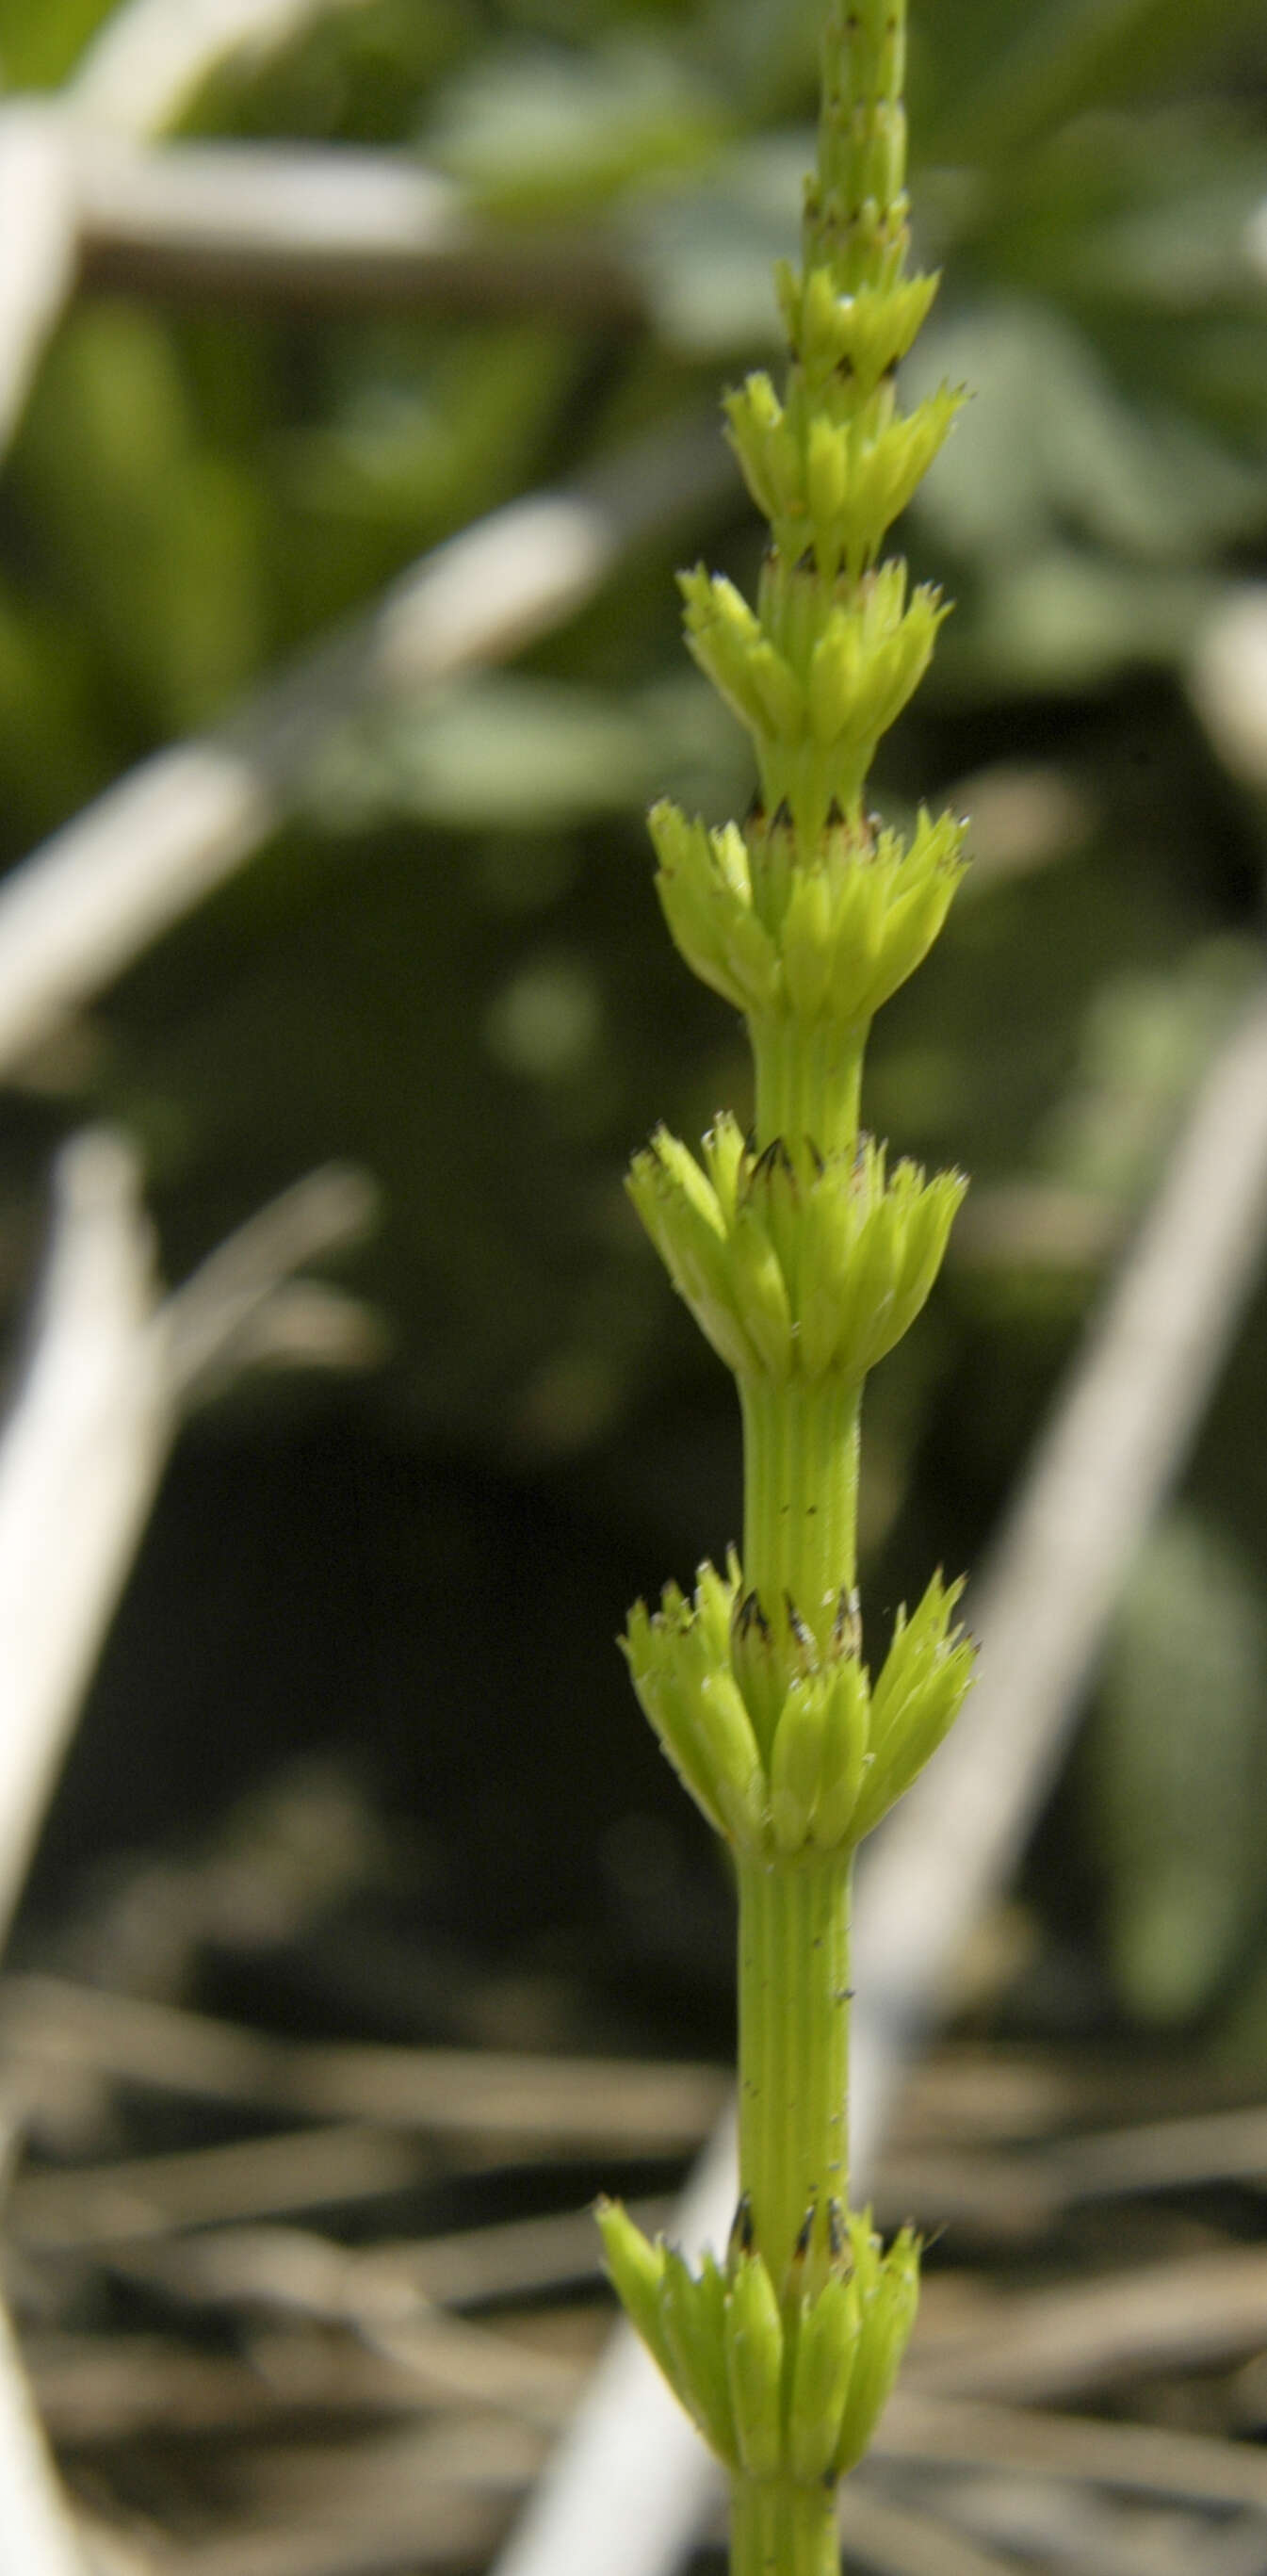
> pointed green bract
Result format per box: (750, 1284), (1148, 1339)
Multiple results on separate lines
(661, 2242), (738, 2461)
(650, 796), (966, 1031)
(831, 2219), (920, 2477)
(851, 1569), (975, 1839)
(623, 1564), (768, 1846)
(628, 1118), (966, 1388)
(775, 264), (939, 396)
(724, 2250), (786, 2478)
(724, 374), (963, 585)
(597, 2200), (921, 2493)
(788, 2270), (859, 2482)
(609, 2), (975, 2560)
(595, 2198), (673, 2378)
(622, 1554), (973, 1863)
(680, 557), (949, 842)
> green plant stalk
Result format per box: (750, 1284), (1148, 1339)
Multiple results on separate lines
(731, 2474), (840, 2576)
(739, 1354), (861, 1655)
(752, 1019), (865, 1158)
(602, 2), (978, 2568)
(736, 1846), (851, 2287)
(729, 826), (863, 2576)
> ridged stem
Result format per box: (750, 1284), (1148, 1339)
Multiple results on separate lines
(737, 1850), (852, 2292)
(811, 0), (910, 294)
(739, 1375), (861, 1662)
(730, 2475), (840, 2576)
(750, 1015), (866, 1163)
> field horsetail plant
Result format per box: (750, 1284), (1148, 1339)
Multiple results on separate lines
(597, 4), (977, 2569)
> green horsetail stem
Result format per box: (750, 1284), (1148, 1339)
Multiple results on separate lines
(604, 4), (976, 2567)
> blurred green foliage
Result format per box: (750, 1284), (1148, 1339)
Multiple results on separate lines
(1092, 1509), (1267, 2025)
(4, 0), (1267, 2035)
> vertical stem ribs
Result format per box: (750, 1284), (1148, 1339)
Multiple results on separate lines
(737, 1849), (853, 2290)
(731, 2472), (841, 2576)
